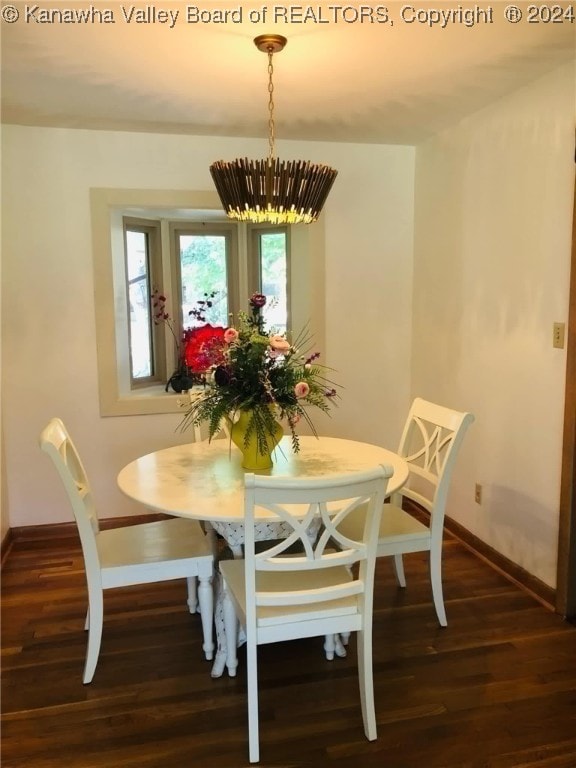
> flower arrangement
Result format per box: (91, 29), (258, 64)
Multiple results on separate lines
(179, 293), (338, 454)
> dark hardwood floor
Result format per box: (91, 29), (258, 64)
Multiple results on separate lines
(2, 526), (576, 768)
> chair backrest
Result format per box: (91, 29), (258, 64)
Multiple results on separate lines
(185, 389), (229, 443)
(243, 466), (393, 621)
(192, 416), (230, 444)
(39, 418), (101, 574)
(396, 398), (474, 533)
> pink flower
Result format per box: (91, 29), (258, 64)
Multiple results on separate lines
(224, 327), (239, 344)
(294, 381), (310, 399)
(269, 334), (291, 353)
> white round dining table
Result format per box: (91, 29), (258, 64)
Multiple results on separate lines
(117, 435), (409, 522)
(117, 434), (409, 678)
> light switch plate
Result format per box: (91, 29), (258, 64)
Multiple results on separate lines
(553, 322), (565, 349)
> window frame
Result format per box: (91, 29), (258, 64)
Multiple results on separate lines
(247, 224), (291, 334)
(169, 220), (240, 345)
(123, 217), (166, 388)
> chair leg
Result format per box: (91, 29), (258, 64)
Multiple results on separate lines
(246, 629), (260, 763)
(197, 575), (214, 660)
(393, 553), (407, 587)
(186, 576), (198, 614)
(83, 589), (103, 684)
(222, 581), (239, 677)
(430, 547), (447, 627)
(357, 627), (377, 741)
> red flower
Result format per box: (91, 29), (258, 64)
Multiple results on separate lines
(184, 324), (226, 373)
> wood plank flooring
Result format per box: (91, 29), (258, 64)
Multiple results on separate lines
(2, 527), (576, 768)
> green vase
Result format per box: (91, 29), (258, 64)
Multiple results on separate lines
(229, 409), (283, 470)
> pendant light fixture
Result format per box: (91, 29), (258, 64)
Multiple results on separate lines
(210, 34), (337, 225)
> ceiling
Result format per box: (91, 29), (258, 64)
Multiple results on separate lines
(1, 2), (574, 145)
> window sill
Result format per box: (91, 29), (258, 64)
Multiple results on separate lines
(100, 384), (203, 417)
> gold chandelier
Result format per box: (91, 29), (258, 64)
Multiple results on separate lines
(210, 35), (337, 225)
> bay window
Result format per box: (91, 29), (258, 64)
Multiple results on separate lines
(91, 188), (323, 417)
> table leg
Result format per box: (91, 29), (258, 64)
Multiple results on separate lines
(210, 569), (246, 678)
(223, 582), (238, 677)
(210, 571), (228, 678)
(198, 575), (214, 661)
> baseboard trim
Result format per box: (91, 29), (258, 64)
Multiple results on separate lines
(403, 500), (556, 612)
(1, 528), (14, 567)
(1, 510), (557, 610)
(444, 514), (556, 611)
(6, 513), (170, 545)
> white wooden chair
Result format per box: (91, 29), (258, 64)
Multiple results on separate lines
(220, 465), (393, 763)
(39, 417), (215, 684)
(338, 398), (474, 630)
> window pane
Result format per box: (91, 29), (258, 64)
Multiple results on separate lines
(125, 227), (153, 380)
(260, 232), (287, 334)
(179, 235), (229, 326)
(129, 278), (152, 378)
(126, 231), (148, 281)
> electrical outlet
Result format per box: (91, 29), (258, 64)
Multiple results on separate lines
(553, 322), (565, 349)
(475, 483), (482, 504)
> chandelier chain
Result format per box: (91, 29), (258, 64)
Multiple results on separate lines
(267, 49), (275, 161)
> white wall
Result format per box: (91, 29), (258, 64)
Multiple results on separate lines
(413, 63), (575, 588)
(1, 126), (415, 528)
(323, 145), (415, 445)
